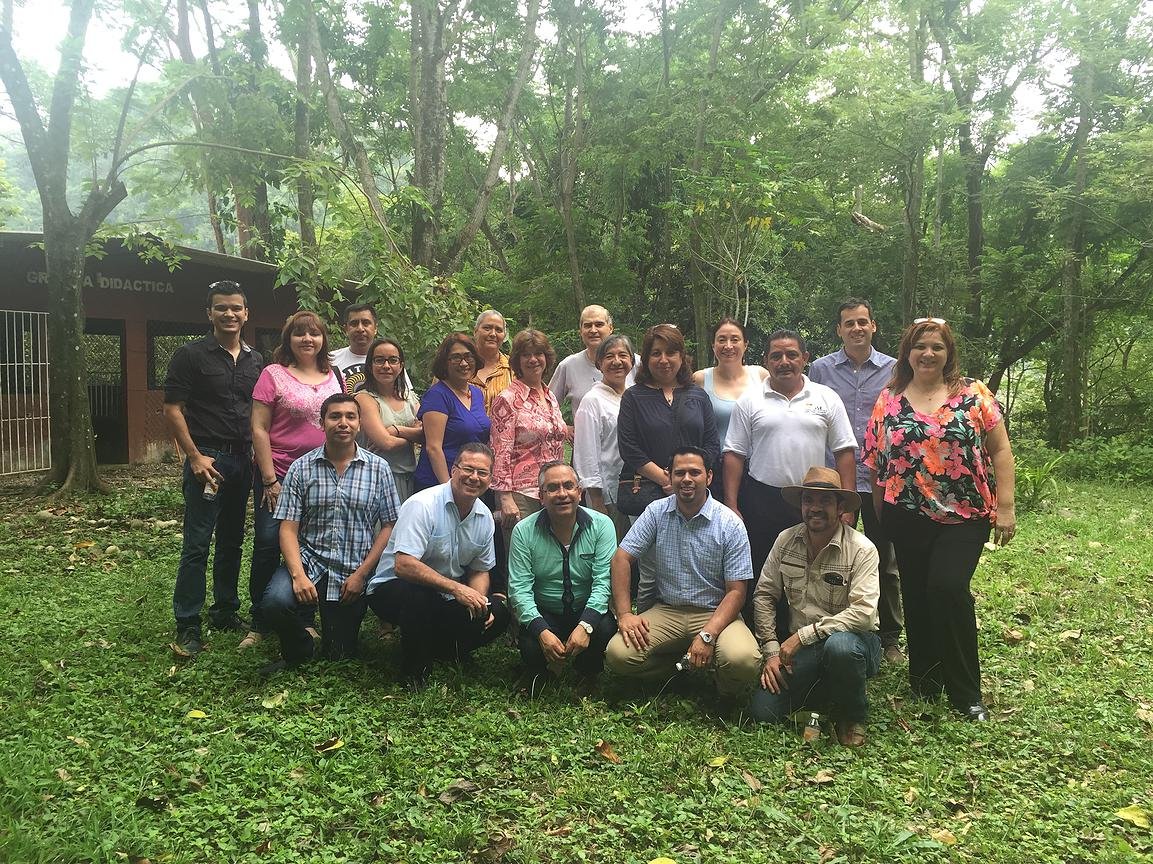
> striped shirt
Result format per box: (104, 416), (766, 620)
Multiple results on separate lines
(621, 493), (752, 612)
(275, 445), (400, 601)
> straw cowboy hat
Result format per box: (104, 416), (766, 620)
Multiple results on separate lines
(781, 466), (861, 511)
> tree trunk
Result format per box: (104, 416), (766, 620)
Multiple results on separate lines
(1050, 65), (1094, 448)
(899, 4), (926, 324)
(294, 39), (316, 250)
(409, 0), (454, 270)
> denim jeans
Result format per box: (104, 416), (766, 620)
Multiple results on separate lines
(249, 474), (283, 634)
(749, 630), (882, 724)
(262, 567), (365, 665)
(173, 448), (252, 627)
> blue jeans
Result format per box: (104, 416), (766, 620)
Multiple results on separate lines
(262, 567), (365, 665)
(749, 631), (882, 724)
(173, 448), (252, 627)
(249, 474), (284, 634)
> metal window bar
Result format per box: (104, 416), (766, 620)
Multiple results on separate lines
(0, 310), (51, 475)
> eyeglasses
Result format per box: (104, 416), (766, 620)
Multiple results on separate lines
(543, 480), (579, 493)
(913, 317), (947, 325)
(454, 464), (491, 479)
(372, 356), (402, 366)
(447, 353), (475, 365)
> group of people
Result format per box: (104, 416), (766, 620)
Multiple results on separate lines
(164, 282), (1016, 746)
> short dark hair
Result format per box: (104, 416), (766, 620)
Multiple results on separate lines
(320, 392), (359, 420)
(344, 303), (377, 323)
(274, 310), (332, 372)
(537, 460), (577, 490)
(636, 324), (693, 387)
(453, 442), (494, 468)
(431, 333), (482, 381)
(206, 280), (246, 307)
(363, 338), (409, 399)
(670, 445), (712, 472)
(509, 328), (557, 378)
(765, 329), (807, 359)
(837, 298), (874, 322)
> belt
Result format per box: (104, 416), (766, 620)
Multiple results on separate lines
(193, 439), (251, 455)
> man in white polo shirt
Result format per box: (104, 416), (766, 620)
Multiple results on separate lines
(722, 329), (857, 594)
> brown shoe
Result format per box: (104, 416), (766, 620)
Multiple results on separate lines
(237, 631), (263, 650)
(835, 720), (867, 748)
(306, 626), (320, 646)
(883, 644), (905, 665)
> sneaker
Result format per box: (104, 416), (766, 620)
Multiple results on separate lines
(305, 626), (320, 646)
(210, 612), (247, 632)
(883, 644), (905, 665)
(174, 626), (203, 657)
(237, 631), (263, 650)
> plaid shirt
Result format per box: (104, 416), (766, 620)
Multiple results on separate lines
(275, 445), (400, 600)
(621, 493), (752, 612)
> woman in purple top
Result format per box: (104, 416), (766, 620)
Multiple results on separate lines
(413, 333), (492, 491)
(245, 311), (342, 646)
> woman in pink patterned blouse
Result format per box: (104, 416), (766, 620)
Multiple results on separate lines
(490, 329), (567, 544)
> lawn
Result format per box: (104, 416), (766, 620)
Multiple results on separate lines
(0, 467), (1150, 864)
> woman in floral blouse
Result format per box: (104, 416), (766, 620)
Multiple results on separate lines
(490, 329), (568, 546)
(863, 318), (1016, 722)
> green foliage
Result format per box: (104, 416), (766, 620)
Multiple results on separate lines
(1014, 452), (1064, 513)
(1, 469), (1152, 862)
(1059, 435), (1153, 485)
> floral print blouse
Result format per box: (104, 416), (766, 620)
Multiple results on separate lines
(490, 379), (567, 498)
(862, 380), (1003, 524)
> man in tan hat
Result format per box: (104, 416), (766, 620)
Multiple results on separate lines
(749, 466), (881, 747)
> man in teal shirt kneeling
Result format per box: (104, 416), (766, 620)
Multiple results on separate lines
(508, 462), (618, 689)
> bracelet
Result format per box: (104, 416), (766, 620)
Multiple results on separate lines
(390, 425), (399, 437)
(263, 478), (278, 486)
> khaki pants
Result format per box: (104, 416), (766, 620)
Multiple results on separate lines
(605, 604), (761, 697)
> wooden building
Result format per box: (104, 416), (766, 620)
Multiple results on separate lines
(0, 232), (299, 466)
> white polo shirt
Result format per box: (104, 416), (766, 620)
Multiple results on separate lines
(723, 375), (856, 488)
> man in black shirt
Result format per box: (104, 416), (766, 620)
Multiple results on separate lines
(163, 281), (264, 655)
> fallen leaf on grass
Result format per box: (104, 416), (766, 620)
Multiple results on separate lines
(784, 761), (797, 782)
(648, 858), (678, 864)
(480, 829), (514, 861)
(740, 769), (763, 792)
(67, 736), (89, 748)
(74, 540), (95, 549)
(1022, 679), (1035, 692)
(818, 845), (837, 863)
(1059, 629), (1083, 642)
(261, 691), (288, 709)
(904, 788), (918, 805)
(1002, 628), (1025, 645)
(1115, 805), (1151, 829)
(314, 737), (344, 753)
(930, 828), (957, 845)
(56, 768), (71, 782)
(594, 739), (621, 764)
(811, 770), (835, 785)
(544, 825), (572, 837)
(1136, 709), (1153, 726)
(708, 755), (730, 767)
(438, 778), (480, 804)
(185, 709), (207, 720)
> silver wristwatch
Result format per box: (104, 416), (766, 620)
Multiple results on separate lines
(579, 621), (594, 635)
(698, 630), (714, 645)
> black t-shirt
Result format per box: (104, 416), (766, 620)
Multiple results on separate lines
(164, 334), (264, 443)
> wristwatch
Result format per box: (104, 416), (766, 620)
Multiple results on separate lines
(579, 621), (594, 635)
(698, 630), (714, 645)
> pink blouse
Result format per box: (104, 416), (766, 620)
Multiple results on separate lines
(253, 364), (342, 477)
(489, 379), (567, 498)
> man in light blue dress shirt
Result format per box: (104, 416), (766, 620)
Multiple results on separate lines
(367, 443), (510, 690)
(808, 298), (903, 664)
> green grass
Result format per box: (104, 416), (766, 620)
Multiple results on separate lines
(0, 468), (1150, 863)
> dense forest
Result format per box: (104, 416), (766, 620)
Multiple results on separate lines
(1, 0), (1151, 490)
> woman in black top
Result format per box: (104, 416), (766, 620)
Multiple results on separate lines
(618, 323), (719, 497)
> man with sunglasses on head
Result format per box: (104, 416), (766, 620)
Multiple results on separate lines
(366, 443), (510, 690)
(163, 281), (264, 657)
(507, 462), (618, 692)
